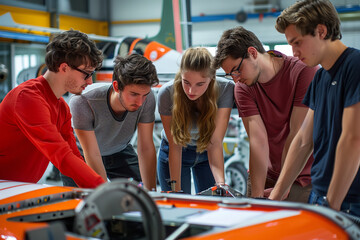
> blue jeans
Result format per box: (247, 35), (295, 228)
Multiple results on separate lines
(308, 190), (360, 218)
(157, 139), (215, 194)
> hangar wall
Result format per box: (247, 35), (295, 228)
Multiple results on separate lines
(1, 0), (360, 100)
(109, 0), (360, 49)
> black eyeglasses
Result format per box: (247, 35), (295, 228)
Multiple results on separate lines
(224, 52), (247, 80)
(71, 66), (96, 80)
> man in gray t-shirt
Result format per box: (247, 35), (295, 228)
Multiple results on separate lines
(61, 54), (159, 190)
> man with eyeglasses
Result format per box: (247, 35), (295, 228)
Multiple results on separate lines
(61, 54), (159, 191)
(0, 30), (105, 188)
(213, 26), (318, 202)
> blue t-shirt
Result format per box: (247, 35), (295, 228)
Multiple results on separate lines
(303, 47), (360, 202)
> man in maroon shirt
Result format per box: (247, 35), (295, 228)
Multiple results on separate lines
(213, 26), (318, 202)
(0, 30), (105, 188)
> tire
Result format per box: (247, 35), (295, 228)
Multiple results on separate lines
(225, 162), (248, 196)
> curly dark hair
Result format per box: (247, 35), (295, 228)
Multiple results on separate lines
(276, 0), (342, 41)
(113, 54), (159, 90)
(45, 30), (103, 72)
(213, 26), (265, 69)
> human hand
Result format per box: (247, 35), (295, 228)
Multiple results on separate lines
(267, 188), (289, 200)
(264, 188), (273, 198)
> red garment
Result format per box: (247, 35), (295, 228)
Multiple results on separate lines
(235, 54), (318, 186)
(0, 76), (104, 188)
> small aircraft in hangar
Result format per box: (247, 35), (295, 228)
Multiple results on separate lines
(0, 0), (184, 86)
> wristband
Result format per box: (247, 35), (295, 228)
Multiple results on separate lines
(322, 196), (330, 207)
(168, 180), (177, 192)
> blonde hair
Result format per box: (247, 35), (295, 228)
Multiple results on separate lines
(171, 47), (218, 153)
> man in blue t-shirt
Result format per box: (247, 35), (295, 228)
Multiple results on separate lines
(269, 0), (360, 218)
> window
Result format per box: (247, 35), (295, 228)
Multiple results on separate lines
(274, 44), (293, 56)
(14, 44), (45, 86)
(68, 0), (89, 13)
(18, 0), (45, 5)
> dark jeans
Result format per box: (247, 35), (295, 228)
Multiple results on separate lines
(61, 144), (141, 187)
(308, 190), (360, 218)
(157, 139), (215, 194)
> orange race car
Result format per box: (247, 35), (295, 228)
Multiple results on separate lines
(0, 179), (359, 240)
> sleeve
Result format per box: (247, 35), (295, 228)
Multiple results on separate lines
(344, 56), (360, 108)
(69, 94), (95, 130)
(302, 70), (320, 110)
(139, 90), (156, 123)
(217, 79), (235, 108)
(293, 65), (318, 107)
(234, 82), (259, 117)
(14, 91), (104, 188)
(157, 82), (173, 116)
(59, 102), (83, 159)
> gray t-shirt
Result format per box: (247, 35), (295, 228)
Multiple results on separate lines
(69, 83), (156, 156)
(157, 77), (235, 146)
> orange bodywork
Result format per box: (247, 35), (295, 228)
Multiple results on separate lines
(143, 41), (172, 61)
(0, 182), (81, 239)
(154, 198), (349, 240)
(0, 180), (355, 240)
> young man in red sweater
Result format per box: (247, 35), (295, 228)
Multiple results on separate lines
(0, 30), (105, 188)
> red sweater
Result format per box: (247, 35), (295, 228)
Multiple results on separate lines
(0, 76), (104, 188)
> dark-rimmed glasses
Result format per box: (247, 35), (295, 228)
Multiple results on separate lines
(72, 66), (96, 80)
(224, 52), (247, 80)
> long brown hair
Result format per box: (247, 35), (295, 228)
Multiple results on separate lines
(171, 48), (218, 153)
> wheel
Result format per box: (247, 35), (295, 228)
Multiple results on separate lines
(74, 179), (165, 240)
(225, 162), (248, 196)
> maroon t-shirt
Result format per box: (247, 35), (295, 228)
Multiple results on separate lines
(235, 53), (318, 186)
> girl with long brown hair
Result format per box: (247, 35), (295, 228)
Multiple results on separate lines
(157, 47), (234, 193)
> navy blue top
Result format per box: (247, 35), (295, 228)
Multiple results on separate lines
(303, 47), (360, 202)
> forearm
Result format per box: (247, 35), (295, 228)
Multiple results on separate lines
(138, 145), (157, 191)
(281, 132), (296, 167)
(207, 142), (225, 184)
(248, 145), (268, 197)
(282, 106), (310, 167)
(269, 137), (312, 200)
(241, 115), (269, 197)
(83, 153), (107, 182)
(327, 137), (360, 210)
(74, 129), (106, 181)
(169, 144), (182, 191)
(58, 153), (105, 188)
